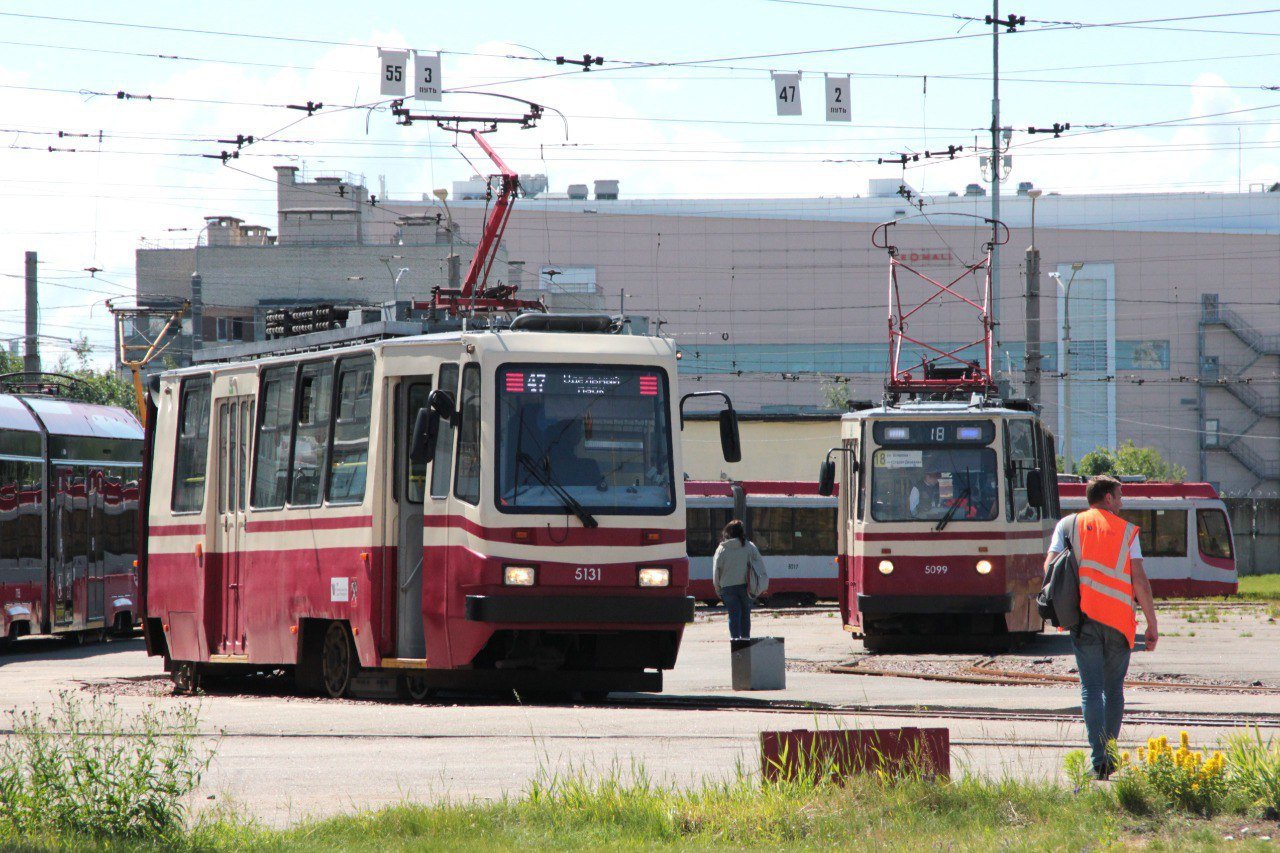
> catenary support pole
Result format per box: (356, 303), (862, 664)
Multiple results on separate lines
(23, 251), (39, 376)
(990, 0), (1001, 341)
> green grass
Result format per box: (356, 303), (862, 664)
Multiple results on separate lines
(1236, 573), (1280, 602)
(4, 769), (1279, 851)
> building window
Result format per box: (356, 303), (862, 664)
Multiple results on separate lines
(1116, 340), (1170, 370)
(214, 317), (249, 342)
(171, 377), (211, 513)
(1204, 418), (1221, 448)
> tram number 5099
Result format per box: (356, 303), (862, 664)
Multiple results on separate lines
(924, 565), (949, 575)
(575, 567), (603, 582)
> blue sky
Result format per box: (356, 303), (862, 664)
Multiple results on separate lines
(3, 1), (1280, 363)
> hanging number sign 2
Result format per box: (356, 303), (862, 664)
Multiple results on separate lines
(413, 51), (442, 101)
(825, 74), (850, 122)
(379, 48), (408, 97)
(771, 71), (801, 116)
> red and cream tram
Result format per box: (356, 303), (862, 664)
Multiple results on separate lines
(0, 388), (143, 648)
(685, 481), (838, 605)
(1058, 481), (1237, 597)
(818, 214), (1057, 649)
(141, 318), (739, 697)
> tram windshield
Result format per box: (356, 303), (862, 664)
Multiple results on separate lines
(495, 364), (676, 515)
(870, 446), (999, 523)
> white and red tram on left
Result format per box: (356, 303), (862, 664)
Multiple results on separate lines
(141, 318), (740, 697)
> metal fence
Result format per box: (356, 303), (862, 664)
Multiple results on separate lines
(1223, 497), (1280, 576)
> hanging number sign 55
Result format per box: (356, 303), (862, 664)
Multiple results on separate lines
(379, 48), (408, 97)
(825, 74), (850, 122)
(772, 71), (802, 116)
(414, 51), (442, 101)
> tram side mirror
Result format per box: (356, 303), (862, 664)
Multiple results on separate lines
(409, 408), (437, 466)
(428, 389), (455, 420)
(718, 408), (742, 463)
(818, 459), (836, 497)
(1026, 468), (1046, 509)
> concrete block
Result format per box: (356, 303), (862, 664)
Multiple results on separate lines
(731, 636), (785, 690)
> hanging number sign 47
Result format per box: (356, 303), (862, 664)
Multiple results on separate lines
(825, 74), (850, 122)
(379, 48), (408, 97)
(772, 71), (802, 116)
(414, 51), (442, 101)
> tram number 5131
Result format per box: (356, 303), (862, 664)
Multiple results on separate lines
(924, 565), (949, 575)
(575, 567), (603, 582)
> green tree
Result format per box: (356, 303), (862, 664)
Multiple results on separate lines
(1073, 440), (1186, 482)
(819, 377), (851, 410)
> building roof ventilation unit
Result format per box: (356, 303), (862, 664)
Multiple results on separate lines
(964, 183), (987, 197)
(567, 184), (589, 200)
(1016, 181), (1035, 195)
(594, 179), (619, 200)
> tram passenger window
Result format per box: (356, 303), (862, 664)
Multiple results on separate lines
(1006, 420), (1042, 522)
(431, 364), (459, 498)
(171, 378), (211, 513)
(405, 382), (431, 504)
(749, 506), (793, 554)
(686, 506), (731, 556)
(290, 362), (333, 507)
(454, 364), (482, 505)
(1120, 509), (1187, 557)
(252, 366), (296, 509)
(328, 358), (374, 504)
(1197, 509), (1233, 559)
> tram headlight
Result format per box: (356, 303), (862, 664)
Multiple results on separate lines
(503, 565), (537, 587)
(975, 559), (993, 575)
(877, 560), (895, 575)
(638, 566), (671, 588)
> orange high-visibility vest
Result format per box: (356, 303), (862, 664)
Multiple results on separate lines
(1074, 507), (1138, 647)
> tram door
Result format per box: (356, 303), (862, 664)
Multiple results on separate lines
(392, 378), (432, 658)
(215, 396), (254, 655)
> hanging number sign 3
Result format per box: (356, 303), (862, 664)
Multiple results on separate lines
(772, 71), (802, 116)
(825, 74), (850, 122)
(414, 51), (442, 101)
(379, 48), (408, 97)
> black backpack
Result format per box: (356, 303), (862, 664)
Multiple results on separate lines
(1037, 516), (1081, 629)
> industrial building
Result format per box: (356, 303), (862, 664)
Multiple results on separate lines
(134, 171), (1280, 494)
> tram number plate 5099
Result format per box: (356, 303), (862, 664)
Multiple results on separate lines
(924, 565), (949, 575)
(574, 567), (603, 582)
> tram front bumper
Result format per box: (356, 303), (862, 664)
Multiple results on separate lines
(465, 594), (696, 625)
(857, 593), (1012, 615)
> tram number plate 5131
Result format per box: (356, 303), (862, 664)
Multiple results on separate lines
(575, 567), (603, 582)
(924, 565), (949, 575)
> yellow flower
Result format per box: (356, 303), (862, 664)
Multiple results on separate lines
(1180, 731), (1190, 749)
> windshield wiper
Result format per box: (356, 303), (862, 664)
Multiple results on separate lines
(517, 452), (599, 529)
(935, 484), (972, 532)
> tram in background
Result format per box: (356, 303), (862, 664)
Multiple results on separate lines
(1058, 480), (1237, 597)
(685, 481), (838, 605)
(818, 214), (1058, 650)
(0, 379), (143, 648)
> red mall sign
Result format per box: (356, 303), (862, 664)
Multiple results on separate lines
(897, 250), (956, 264)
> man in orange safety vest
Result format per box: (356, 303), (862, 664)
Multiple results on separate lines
(1044, 475), (1159, 780)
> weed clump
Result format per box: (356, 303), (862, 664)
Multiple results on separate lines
(0, 690), (213, 842)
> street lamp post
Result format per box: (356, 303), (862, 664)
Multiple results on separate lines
(1049, 260), (1085, 471)
(1024, 188), (1043, 405)
(433, 188), (458, 289)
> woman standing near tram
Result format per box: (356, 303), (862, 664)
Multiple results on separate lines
(712, 520), (768, 640)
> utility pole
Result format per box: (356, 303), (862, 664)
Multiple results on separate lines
(990, 0), (1001, 339)
(23, 251), (39, 376)
(1024, 189), (1042, 405)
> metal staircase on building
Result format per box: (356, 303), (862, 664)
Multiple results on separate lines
(1199, 295), (1280, 485)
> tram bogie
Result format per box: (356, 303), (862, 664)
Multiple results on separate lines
(142, 320), (737, 697)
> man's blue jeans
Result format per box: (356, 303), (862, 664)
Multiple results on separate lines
(720, 584), (752, 639)
(1071, 619), (1132, 773)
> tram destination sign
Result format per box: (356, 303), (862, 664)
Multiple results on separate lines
(873, 420), (994, 446)
(501, 367), (663, 397)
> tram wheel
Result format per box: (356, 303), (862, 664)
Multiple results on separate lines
(320, 622), (355, 698)
(404, 672), (434, 702)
